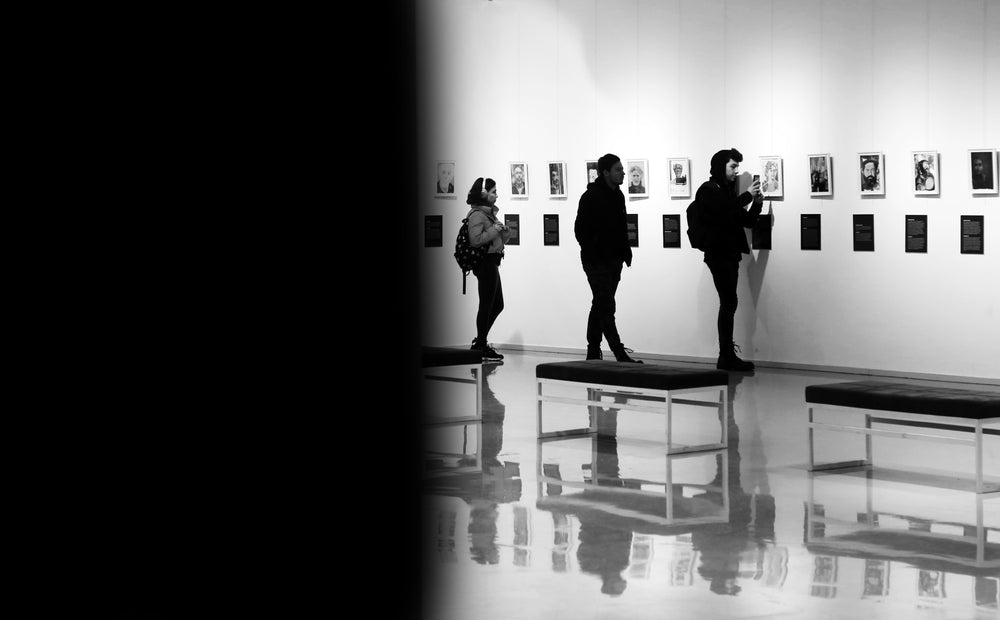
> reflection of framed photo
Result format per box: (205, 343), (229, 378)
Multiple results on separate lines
(626, 159), (648, 198)
(585, 161), (598, 186)
(759, 156), (783, 198)
(668, 157), (690, 198)
(969, 148), (998, 194)
(435, 160), (456, 196)
(858, 152), (885, 196)
(912, 151), (939, 196)
(547, 161), (567, 198)
(509, 162), (528, 198)
(808, 154), (832, 197)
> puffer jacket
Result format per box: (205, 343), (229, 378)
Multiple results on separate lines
(467, 205), (510, 254)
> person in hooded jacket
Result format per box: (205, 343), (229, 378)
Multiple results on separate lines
(696, 148), (763, 371)
(466, 177), (511, 361)
(574, 153), (642, 363)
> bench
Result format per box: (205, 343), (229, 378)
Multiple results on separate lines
(805, 380), (1000, 494)
(535, 360), (729, 455)
(422, 346), (483, 426)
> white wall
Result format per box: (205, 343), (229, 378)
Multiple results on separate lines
(416, 0), (1000, 381)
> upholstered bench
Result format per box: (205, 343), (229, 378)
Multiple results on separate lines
(805, 380), (1000, 493)
(535, 360), (729, 455)
(422, 346), (483, 426)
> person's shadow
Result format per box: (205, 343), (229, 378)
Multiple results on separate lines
(691, 372), (775, 596)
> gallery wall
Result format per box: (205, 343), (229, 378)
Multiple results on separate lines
(416, 0), (1000, 382)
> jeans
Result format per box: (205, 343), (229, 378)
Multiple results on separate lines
(583, 262), (623, 349)
(473, 254), (504, 343)
(704, 254), (740, 353)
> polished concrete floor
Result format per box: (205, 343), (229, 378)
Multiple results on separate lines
(421, 350), (999, 620)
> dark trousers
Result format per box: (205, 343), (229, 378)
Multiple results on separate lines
(704, 254), (740, 353)
(583, 262), (623, 350)
(473, 254), (504, 343)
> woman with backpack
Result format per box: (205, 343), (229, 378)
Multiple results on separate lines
(466, 177), (511, 361)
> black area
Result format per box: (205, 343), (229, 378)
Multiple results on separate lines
(801, 214), (822, 250)
(853, 214), (874, 252)
(505, 214), (521, 245)
(905, 214), (928, 253)
(662, 214), (681, 248)
(626, 213), (639, 247)
(544, 214), (560, 246)
(425, 215), (443, 247)
(752, 212), (772, 250)
(960, 215), (985, 255)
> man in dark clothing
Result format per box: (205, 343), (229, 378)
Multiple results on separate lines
(696, 148), (763, 371)
(574, 153), (642, 363)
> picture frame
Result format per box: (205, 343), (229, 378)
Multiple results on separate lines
(509, 162), (529, 198)
(808, 154), (832, 197)
(585, 160), (599, 186)
(759, 156), (783, 198)
(912, 151), (940, 196)
(858, 152), (885, 196)
(625, 159), (648, 198)
(435, 160), (456, 197)
(667, 157), (690, 198)
(969, 148), (998, 194)
(547, 161), (567, 198)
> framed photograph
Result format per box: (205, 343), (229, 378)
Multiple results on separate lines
(626, 159), (648, 198)
(509, 162), (528, 197)
(858, 152), (885, 196)
(759, 156), (783, 198)
(808, 154), (832, 197)
(668, 158), (690, 198)
(435, 160), (456, 197)
(547, 161), (567, 198)
(969, 148), (998, 194)
(585, 160), (599, 186)
(912, 151), (939, 196)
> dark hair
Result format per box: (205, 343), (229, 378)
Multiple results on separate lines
(597, 153), (621, 176)
(710, 148), (743, 181)
(466, 177), (496, 206)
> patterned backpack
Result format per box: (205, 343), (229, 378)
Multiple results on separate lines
(454, 211), (489, 294)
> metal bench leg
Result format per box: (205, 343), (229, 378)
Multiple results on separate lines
(808, 406), (815, 470)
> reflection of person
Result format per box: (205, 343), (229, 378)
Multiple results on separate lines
(672, 163), (687, 185)
(915, 159), (935, 191)
(550, 164), (563, 194)
(860, 157), (880, 192)
(437, 162), (455, 194)
(971, 156), (990, 189)
(810, 158), (828, 192)
(511, 165), (526, 194)
(627, 165), (645, 194)
(466, 177), (511, 361)
(574, 153), (642, 363)
(575, 435), (631, 597)
(695, 148), (762, 371)
(692, 372), (775, 597)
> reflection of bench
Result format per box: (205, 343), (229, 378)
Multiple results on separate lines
(535, 361), (729, 454)
(805, 380), (1000, 493)
(422, 346), (482, 426)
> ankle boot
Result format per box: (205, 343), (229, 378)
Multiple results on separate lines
(586, 345), (603, 360)
(611, 344), (643, 363)
(717, 342), (754, 371)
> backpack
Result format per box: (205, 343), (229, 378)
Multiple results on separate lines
(454, 212), (489, 294)
(686, 199), (706, 250)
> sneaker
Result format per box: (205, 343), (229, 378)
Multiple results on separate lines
(612, 345), (643, 363)
(717, 343), (754, 371)
(481, 343), (504, 361)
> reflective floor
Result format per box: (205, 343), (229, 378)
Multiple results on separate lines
(421, 350), (999, 620)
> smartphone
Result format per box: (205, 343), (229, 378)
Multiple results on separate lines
(752, 174), (760, 183)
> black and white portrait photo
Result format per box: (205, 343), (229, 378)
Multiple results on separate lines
(808, 154), (832, 197)
(626, 159), (648, 198)
(548, 161), (566, 197)
(585, 161), (598, 186)
(858, 152), (884, 195)
(912, 151), (939, 196)
(969, 149), (998, 194)
(759, 156), (783, 198)
(435, 160), (455, 196)
(510, 162), (528, 197)
(668, 158), (689, 198)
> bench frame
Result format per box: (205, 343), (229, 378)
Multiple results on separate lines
(536, 377), (728, 455)
(806, 402), (1000, 494)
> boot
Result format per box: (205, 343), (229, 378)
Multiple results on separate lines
(717, 342), (754, 371)
(586, 345), (603, 360)
(611, 344), (643, 363)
